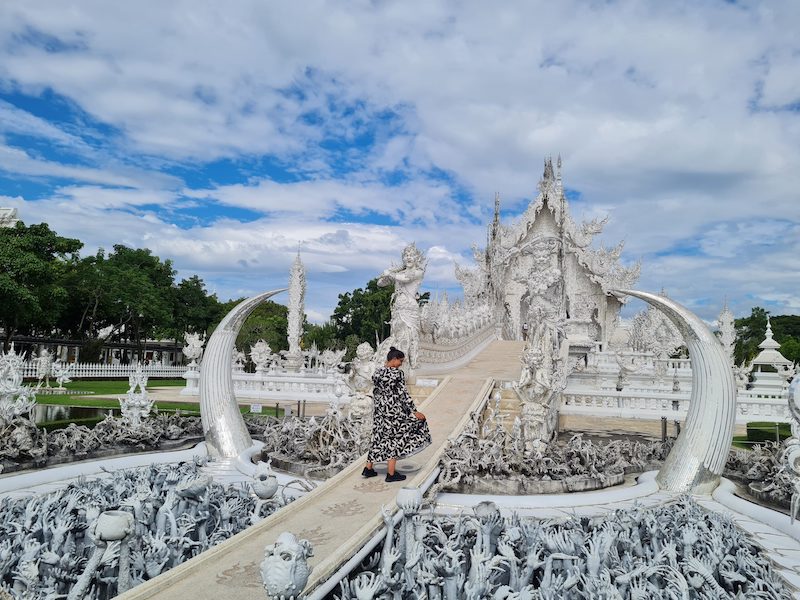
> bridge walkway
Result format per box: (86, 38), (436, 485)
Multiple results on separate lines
(120, 340), (524, 600)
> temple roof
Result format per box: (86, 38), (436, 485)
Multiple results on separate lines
(752, 318), (792, 366)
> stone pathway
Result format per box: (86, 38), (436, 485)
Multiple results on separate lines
(119, 340), (524, 600)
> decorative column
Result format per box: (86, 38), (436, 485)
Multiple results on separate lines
(285, 253), (306, 372)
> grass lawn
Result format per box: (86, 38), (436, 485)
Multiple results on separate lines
(36, 393), (281, 417)
(61, 379), (185, 395)
(39, 394), (201, 412)
(54, 380), (281, 413)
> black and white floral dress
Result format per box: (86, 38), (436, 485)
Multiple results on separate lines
(367, 367), (432, 463)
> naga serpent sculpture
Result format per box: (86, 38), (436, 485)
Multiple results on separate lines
(200, 288), (286, 457)
(614, 289), (736, 494)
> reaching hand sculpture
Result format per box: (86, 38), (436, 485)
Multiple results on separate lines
(0, 460), (295, 600)
(334, 498), (792, 599)
(377, 243), (426, 369)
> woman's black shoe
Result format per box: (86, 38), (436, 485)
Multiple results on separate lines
(362, 467), (378, 478)
(385, 472), (407, 483)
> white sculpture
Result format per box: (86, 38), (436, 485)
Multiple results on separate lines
(733, 360), (753, 390)
(200, 289), (286, 458)
(420, 295), (493, 344)
(252, 460), (280, 500)
(182, 332), (205, 366)
(629, 292), (684, 365)
(784, 379), (800, 522)
(717, 301), (736, 368)
(376, 243), (426, 369)
(319, 347), (346, 373)
(336, 496), (792, 599)
(0, 345), (37, 427)
(34, 347), (54, 388)
(346, 342), (376, 421)
(613, 350), (647, 390)
(232, 347), (246, 371)
(260, 532), (313, 599)
(617, 290), (737, 494)
(53, 359), (73, 389)
(0, 460), (298, 599)
(251, 340), (273, 373)
(119, 364), (155, 428)
(285, 253), (306, 372)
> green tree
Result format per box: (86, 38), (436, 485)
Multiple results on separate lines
(211, 299), (290, 355)
(332, 278), (394, 345)
(771, 315), (800, 365)
(99, 245), (176, 358)
(0, 222), (82, 350)
(734, 308), (800, 366)
(169, 275), (222, 342)
(734, 307), (769, 365)
(779, 337), (800, 364)
(304, 320), (340, 350)
(59, 251), (106, 338)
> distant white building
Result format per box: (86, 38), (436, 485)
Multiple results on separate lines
(457, 158), (640, 350)
(749, 317), (794, 396)
(0, 208), (19, 227)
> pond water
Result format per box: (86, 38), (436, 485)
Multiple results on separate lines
(32, 404), (118, 424)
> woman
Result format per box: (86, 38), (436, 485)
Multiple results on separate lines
(362, 347), (432, 482)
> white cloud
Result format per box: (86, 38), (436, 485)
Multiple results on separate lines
(0, 0), (799, 321)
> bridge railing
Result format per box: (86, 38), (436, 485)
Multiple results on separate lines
(416, 322), (497, 372)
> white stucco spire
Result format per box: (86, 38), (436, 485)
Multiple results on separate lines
(759, 317), (781, 351)
(285, 252), (306, 371)
(752, 316), (792, 368)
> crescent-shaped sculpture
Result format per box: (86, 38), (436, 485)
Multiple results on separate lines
(200, 289), (286, 458)
(613, 290), (737, 494)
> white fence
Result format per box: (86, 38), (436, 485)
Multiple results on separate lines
(182, 367), (349, 404)
(560, 385), (791, 423)
(22, 362), (186, 380)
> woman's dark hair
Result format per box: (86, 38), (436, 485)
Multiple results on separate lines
(387, 346), (405, 361)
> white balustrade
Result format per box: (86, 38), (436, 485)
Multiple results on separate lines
(181, 368), (348, 403)
(22, 361), (185, 380)
(561, 386), (791, 423)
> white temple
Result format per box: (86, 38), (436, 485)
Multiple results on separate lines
(457, 157), (640, 354)
(749, 317), (794, 396)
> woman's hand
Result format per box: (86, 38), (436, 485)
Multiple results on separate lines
(414, 411), (426, 421)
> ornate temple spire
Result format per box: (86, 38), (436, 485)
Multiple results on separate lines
(543, 156), (555, 181)
(285, 252), (306, 371)
(755, 316), (790, 361)
(487, 192), (502, 304)
(759, 317), (781, 351)
(492, 192), (501, 237)
(555, 155), (563, 195)
(717, 299), (736, 368)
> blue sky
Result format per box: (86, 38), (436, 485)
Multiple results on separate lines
(1, 1), (799, 322)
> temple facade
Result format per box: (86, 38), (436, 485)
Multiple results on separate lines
(456, 157), (640, 352)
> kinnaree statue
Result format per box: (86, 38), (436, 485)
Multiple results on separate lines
(377, 243), (426, 369)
